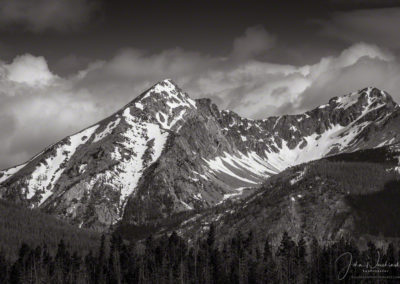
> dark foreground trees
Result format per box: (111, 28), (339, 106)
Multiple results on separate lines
(1, 228), (399, 283)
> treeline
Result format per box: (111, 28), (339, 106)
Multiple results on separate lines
(0, 199), (100, 260)
(306, 160), (399, 195)
(347, 180), (400, 237)
(1, 225), (400, 283)
(301, 160), (400, 237)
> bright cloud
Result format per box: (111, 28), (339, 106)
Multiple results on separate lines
(4, 54), (56, 86)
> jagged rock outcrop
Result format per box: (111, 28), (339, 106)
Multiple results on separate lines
(1, 80), (400, 230)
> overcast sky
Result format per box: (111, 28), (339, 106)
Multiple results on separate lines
(1, 0), (400, 168)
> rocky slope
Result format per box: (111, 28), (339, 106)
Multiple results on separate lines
(171, 143), (400, 246)
(1, 80), (400, 230)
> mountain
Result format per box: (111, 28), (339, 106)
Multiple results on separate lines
(1, 80), (400, 231)
(169, 143), (400, 246)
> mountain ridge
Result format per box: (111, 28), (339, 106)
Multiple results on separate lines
(1, 80), (400, 231)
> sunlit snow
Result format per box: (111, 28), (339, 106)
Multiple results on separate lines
(27, 124), (99, 204)
(0, 163), (27, 183)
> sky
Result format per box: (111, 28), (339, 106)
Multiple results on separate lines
(1, 0), (400, 168)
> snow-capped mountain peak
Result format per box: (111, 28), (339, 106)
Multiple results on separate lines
(1, 83), (400, 231)
(126, 79), (197, 131)
(330, 87), (395, 110)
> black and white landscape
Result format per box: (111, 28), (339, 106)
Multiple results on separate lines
(1, 0), (400, 283)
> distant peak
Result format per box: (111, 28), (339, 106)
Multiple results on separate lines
(147, 78), (182, 96)
(154, 78), (178, 88)
(358, 87), (396, 106)
(162, 78), (174, 84)
(125, 78), (197, 118)
(328, 87), (396, 111)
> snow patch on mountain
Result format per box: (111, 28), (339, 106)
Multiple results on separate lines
(336, 91), (361, 110)
(95, 107), (169, 208)
(28, 124), (99, 204)
(376, 137), (396, 148)
(93, 118), (121, 143)
(206, 89), (392, 188)
(203, 151), (278, 188)
(139, 79), (197, 130)
(192, 170), (209, 181)
(265, 122), (366, 171)
(0, 164), (27, 183)
(143, 79), (196, 110)
(290, 168), (306, 185)
(220, 187), (246, 203)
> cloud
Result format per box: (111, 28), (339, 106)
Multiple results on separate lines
(1, 26), (400, 169)
(0, 55), (108, 169)
(231, 26), (276, 60)
(298, 55), (400, 111)
(0, 0), (100, 32)
(318, 8), (400, 50)
(3, 54), (56, 86)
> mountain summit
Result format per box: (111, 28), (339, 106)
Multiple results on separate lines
(1, 82), (400, 230)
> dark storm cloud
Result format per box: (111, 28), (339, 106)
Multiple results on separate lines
(0, 0), (100, 32)
(329, 0), (400, 9)
(319, 8), (400, 50)
(231, 26), (276, 61)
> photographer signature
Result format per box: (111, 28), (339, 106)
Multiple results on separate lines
(335, 251), (400, 280)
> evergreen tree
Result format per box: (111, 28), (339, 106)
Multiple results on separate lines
(108, 233), (122, 284)
(0, 249), (8, 284)
(296, 237), (307, 283)
(308, 237), (321, 284)
(262, 238), (278, 283)
(71, 251), (82, 284)
(85, 250), (97, 284)
(9, 262), (21, 284)
(385, 242), (397, 279)
(96, 234), (106, 284)
(276, 231), (296, 284)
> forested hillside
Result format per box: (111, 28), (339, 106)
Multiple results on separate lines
(1, 226), (399, 283)
(0, 199), (100, 260)
(156, 146), (400, 249)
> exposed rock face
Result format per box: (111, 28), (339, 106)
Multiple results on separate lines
(1, 80), (400, 230)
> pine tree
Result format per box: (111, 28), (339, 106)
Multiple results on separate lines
(385, 242), (397, 278)
(366, 241), (378, 268)
(71, 251), (82, 284)
(144, 235), (156, 283)
(84, 250), (96, 284)
(54, 239), (70, 283)
(276, 231), (296, 284)
(9, 262), (21, 284)
(32, 245), (42, 284)
(307, 237), (320, 284)
(296, 237), (307, 283)
(207, 223), (220, 283)
(108, 233), (122, 284)
(263, 238), (279, 284)
(41, 243), (52, 282)
(245, 230), (257, 284)
(0, 249), (8, 284)
(96, 234), (106, 284)
(16, 242), (31, 284)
